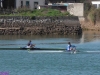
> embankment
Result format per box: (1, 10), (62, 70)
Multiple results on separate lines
(81, 21), (100, 31)
(0, 16), (82, 35)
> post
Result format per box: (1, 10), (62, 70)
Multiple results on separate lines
(0, 0), (3, 8)
(97, 4), (99, 9)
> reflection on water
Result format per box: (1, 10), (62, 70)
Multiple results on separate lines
(0, 31), (100, 44)
(80, 31), (100, 43)
(0, 34), (82, 40)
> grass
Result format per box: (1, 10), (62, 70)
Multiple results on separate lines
(0, 8), (72, 17)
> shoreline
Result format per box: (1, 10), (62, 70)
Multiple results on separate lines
(0, 16), (82, 35)
(81, 21), (100, 31)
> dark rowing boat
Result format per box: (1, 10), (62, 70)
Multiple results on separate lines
(1, 47), (99, 54)
(0, 47), (66, 50)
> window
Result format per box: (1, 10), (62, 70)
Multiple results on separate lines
(93, 4), (98, 9)
(34, 2), (38, 9)
(26, 1), (30, 7)
(21, 1), (23, 8)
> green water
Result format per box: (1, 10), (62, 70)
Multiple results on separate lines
(0, 31), (100, 75)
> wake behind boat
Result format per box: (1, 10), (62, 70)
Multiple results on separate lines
(28, 50), (64, 53)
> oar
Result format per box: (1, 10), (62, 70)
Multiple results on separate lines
(0, 44), (26, 46)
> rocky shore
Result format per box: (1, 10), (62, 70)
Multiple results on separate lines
(81, 21), (100, 31)
(0, 16), (82, 35)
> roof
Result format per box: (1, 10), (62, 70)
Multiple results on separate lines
(40, 3), (68, 6)
(92, 1), (100, 4)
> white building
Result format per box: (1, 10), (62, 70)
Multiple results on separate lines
(92, 1), (100, 9)
(16, 0), (45, 10)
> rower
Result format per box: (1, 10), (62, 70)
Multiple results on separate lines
(27, 40), (35, 48)
(26, 43), (31, 48)
(67, 42), (76, 53)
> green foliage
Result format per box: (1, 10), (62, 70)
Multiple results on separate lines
(0, 8), (71, 17)
(87, 6), (96, 24)
(95, 8), (100, 21)
(84, 3), (92, 17)
(85, 3), (100, 24)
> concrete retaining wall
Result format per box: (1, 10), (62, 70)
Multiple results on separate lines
(0, 16), (82, 35)
(67, 3), (84, 16)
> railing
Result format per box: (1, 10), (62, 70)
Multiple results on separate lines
(0, 8), (15, 15)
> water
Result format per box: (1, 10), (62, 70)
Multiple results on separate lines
(0, 31), (100, 75)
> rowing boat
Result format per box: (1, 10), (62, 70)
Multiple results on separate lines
(1, 48), (100, 54)
(0, 47), (77, 53)
(0, 47), (66, 50)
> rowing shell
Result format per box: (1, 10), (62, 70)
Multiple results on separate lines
(0, 47), (76, 53)
(0, 48), (100, 54)
(0, 47), (78, 53)
(0, 47), (66, 50)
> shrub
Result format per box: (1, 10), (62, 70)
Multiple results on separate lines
(87, 6), (96, 25)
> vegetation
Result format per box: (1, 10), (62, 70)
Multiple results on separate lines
(84, 3), (100, 25)
(0, 8), (71, 17)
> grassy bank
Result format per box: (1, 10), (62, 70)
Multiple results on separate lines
(0, 8), (71, 17)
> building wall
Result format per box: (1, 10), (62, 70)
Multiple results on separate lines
(15, 0), (84, 17)
(67, 3), (84, 16)
(48, 0), (76, 3)
(46, 3), (84, 16)
(16, 0), (45, 10)
(92, 1), (100, 9)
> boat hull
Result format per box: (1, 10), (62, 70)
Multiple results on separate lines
(0, 47), (66, 50)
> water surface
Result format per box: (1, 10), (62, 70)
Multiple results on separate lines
(0, 31), (100, 75)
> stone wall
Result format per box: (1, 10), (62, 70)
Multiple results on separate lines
(0, 16), (82, 35)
